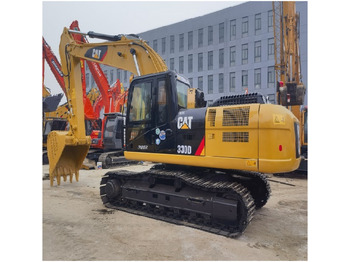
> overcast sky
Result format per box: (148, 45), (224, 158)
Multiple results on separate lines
(42, 1), (244, 96)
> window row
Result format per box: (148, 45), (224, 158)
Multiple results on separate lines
(187, 67), (275, 95)
(151, 10), (273, 54)
(85, 68), (130, 90)
(166, 39), (274, 74)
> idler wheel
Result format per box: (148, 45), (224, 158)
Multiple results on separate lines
(105, 179), (121, 199)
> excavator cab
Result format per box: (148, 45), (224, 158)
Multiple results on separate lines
(126, 71), (205, 154)
(103, 112), (125, 151)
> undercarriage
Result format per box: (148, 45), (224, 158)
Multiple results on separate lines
(100, 164), (270, 237)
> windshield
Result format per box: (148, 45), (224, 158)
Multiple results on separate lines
(177, 80), (189, 109)
(104, 118), (116, 138)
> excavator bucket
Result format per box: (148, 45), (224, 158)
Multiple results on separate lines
(47, 131), (91, 186)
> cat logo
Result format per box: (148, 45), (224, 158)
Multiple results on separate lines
(84, 46), (108, 61)
(273, 114), (286, 125)
(92, 49), (101, 59)
(177, 116), (193, 129)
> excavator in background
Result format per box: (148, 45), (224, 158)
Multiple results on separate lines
(273, 1), (307, 173)
(43, 35), (100, 163)
(47, 27), (301, 237)
(42, 85), (67, 150)
(69, 20), (131, 168)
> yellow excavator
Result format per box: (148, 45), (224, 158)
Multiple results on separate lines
(47, 27), (301, 237)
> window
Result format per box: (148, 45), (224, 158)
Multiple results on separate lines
(188, 31), (193, 50)
(242, 16), (248, 37)
(157, 79), (167, 124)
(198, 53), (203, 72)
(110, 70), (114, 84)
(219, 73), (224, 93)
(162, 37), (166, 54)
(153, 39), (158, 52)
(242, 70), (248, 88)
(179, 33), (184, 52)
(86, 73), (90, 89)
(177, 80), (189, 109)
(198, 76), (203, 90)
(188, 54), (193, 73)
(170, 35), (175, 53)
(242, 44), (248, 64)
(219, 22), (225, 43)
(268, 38), (274, 60)
(198, 28), (203, 47)
(208, 51), (213, 70)
(229, 72), (236, 92)
(91, 77), (95, 89)
(254, 68), (261, 89)
(104, 117), (117, 139)
(268, 10), (273, 32)
(170, 58), (175, 70)
(219, 48), (224, 68)
(104, 70), (108, 82)
(117, 69), (121, 82)
(268, 66), (275, 88)
(230, 19), (236, 40)
(268, 94), (275, 103)
(124, 71), (127, 82)
(254, 41), (261, 63)
(255, 13), (261, 34)
(230, 46), (236, 67)
(129, 81), (152, 122)
(179, 56), (184, 74)
(208, 25), (213, 45)
(188, 78), (193, 87)
(208, 75), (213, 94)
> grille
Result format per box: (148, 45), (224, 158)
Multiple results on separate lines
(223, 107), (250, 126)
(222, 132), (249, 142)
(208, 109), (216, 127)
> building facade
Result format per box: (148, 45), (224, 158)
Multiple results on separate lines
(85, 1), (307, 105)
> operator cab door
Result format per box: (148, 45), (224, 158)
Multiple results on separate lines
(126, 73), (176, 154)
(154, 77), (176, 153)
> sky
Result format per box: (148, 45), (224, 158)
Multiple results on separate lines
(43, 0), (244, 97)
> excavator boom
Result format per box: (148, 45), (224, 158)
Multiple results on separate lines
(47, 27), (167, 185)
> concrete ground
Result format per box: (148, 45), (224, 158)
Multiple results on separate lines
(43, 163), (307, 261)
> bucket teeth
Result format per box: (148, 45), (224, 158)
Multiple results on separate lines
(47, 131), (91, 186)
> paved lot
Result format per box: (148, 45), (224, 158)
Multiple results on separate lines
(43, 163), (307, 260)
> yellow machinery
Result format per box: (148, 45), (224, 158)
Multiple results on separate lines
(273, 1), (307, 172)
(47, 27), (301, 236)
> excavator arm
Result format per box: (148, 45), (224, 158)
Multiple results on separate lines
(48, 27), (167, 185)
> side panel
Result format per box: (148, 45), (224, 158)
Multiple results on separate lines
(205, 104), (260, 170)
(175, 108), (206, 156)
(258, 104), (300, 173)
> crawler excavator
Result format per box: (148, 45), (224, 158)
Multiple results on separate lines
(47, 27), (301, 237)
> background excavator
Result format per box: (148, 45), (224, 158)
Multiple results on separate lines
(47, 27), (301, 237)
(273, 1), (307, 173)
(69, 20), (130, 168)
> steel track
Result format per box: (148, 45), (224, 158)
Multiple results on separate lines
(100, 165), (270, 237)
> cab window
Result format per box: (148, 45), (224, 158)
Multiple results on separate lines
(157, 79), (167, 124)
(129, 82), (152, 122)
(176, 80), (189, 109)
